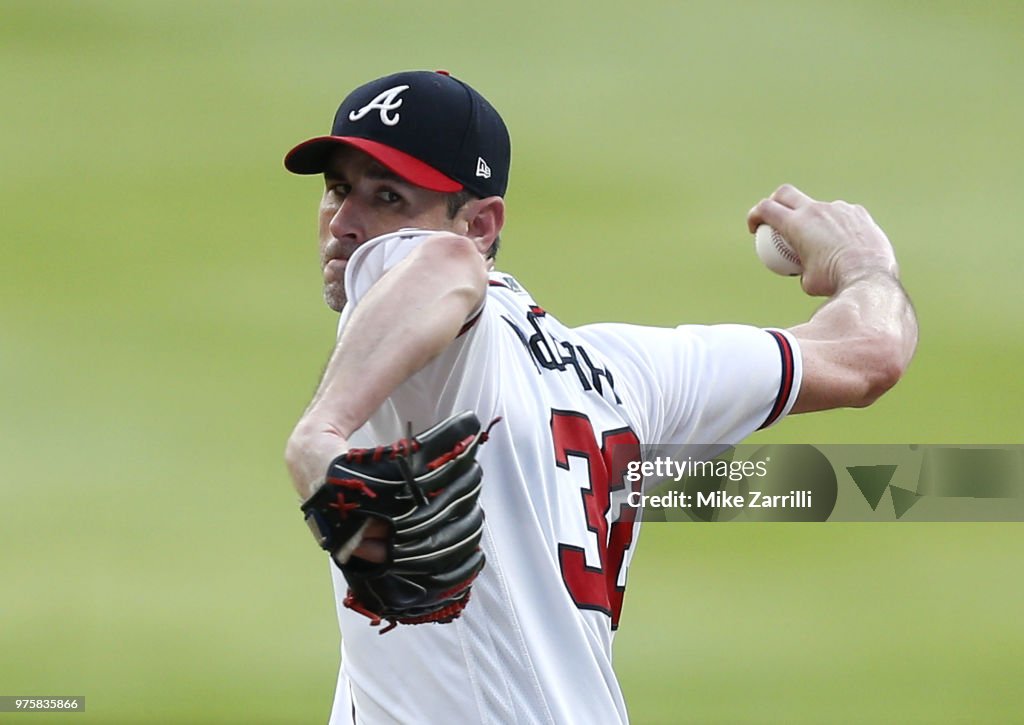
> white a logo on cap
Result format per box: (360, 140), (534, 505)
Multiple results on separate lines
(476, 157), (492, 179)
(348, 84), (410, 126)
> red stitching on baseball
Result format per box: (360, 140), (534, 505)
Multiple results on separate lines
(771, 229), (801, 265)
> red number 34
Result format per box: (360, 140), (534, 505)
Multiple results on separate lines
(550, 410), (641, 629)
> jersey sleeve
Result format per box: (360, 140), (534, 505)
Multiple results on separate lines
(343, 228), (439, 306)
(575, 323), (801, 446)
(337, 227), (486, 335)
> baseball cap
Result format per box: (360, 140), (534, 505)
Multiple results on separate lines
(284, 70), (510, 198)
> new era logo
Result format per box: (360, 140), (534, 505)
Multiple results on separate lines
(476, 157), (491, 179)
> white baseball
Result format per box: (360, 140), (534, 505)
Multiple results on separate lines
(754, 224), (803, 276)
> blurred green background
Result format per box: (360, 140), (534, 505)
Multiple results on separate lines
(3, 1), (1022, 722)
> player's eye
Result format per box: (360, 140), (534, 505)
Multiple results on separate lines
(328, 182), (350, 197)
(377, 188), (402, 204)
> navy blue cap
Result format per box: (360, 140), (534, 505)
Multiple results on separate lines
(285, 70), (510, 198)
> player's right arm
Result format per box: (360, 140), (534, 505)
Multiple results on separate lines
(285, 232), (488, 499)
(747, 184), (918, 413)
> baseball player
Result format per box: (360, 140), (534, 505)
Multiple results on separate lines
(283, 70), (917, 724)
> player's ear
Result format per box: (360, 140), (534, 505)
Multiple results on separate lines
(461, 196), (505, 256)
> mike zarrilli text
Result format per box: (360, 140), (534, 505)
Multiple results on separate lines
(627, 490), (813, 509)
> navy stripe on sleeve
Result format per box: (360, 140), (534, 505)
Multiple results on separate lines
(758, 330), (796, 429)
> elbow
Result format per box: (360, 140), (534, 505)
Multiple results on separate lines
(415, 233), (488, 303)
(857, 296), (919, 407)
(793, 301), (917, 413)
(851, 332), (913, 407)
(422, 231), (480, 259)
(853, 361), (901, 408)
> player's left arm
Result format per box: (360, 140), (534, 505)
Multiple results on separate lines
(285, 232), (488, 498)
(748, 184), (918, 413)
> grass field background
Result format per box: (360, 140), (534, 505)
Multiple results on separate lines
(2, 1), (1022, 722)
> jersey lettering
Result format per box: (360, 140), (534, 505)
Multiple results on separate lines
(551, 410), (641, 629)
(502, 311), (621, 403)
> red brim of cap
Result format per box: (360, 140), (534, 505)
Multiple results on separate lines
(283, 136), (463, 193)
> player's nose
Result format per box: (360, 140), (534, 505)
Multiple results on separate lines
(328, 199), (365, 247)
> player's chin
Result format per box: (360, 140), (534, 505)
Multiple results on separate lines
(323, 281), (347, 311)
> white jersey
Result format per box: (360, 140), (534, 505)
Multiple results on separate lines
(327, 231), (802, 725)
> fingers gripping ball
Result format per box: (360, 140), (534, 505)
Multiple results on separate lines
(755, 224), (803, 276)
(301, 411), (499, 633)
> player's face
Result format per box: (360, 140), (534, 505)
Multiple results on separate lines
(318, 146), (461, 311)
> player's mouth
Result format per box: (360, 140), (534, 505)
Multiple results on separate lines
(323, 257), (347, 283)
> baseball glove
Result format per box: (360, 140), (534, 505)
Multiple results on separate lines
(301, 411), (496, 633)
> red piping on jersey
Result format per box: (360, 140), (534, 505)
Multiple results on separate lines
(461, 278), (512, 335)
(759, 330), (795, 429)
(456, 309), (483, 338)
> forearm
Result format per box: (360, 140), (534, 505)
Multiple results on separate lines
(309, 251), (484, 435)
(789, 269), (918, 412)
(286, 234), (487, 496)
